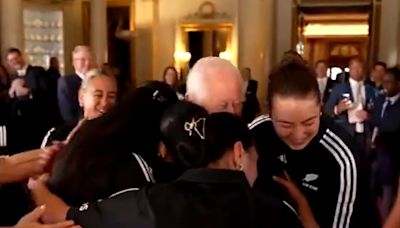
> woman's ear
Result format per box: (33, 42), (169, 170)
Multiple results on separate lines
(184, 93), (191, 102)
(158, 142), (169, 160)
(78, 89), (84, 107)
(232, 141), (245, 171)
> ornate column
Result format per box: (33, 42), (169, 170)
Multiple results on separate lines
(274, 0), (295, 64)
(134, 0), (156, 84)
(378, 0), (400, 66)
(1, 0), (24, 56)
(239, 0), (274, 111)
(91, 0), (108, 66)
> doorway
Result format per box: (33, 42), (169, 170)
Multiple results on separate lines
(296, 4), (372, 79)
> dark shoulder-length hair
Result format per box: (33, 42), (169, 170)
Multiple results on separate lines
(162, 66), (178, 81)
(49, 81), (178, 205)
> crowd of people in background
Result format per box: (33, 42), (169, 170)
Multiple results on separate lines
(1, 44), (400, 228)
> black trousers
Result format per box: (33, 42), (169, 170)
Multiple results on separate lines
(354, 133), (368, 167)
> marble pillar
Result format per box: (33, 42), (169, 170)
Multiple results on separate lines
(91, 0), (108, 66)
(1, 0), (24, 58)
(378, 0), (400, 66)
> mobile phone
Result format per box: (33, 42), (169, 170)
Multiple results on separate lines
(341, 93), (350, 99)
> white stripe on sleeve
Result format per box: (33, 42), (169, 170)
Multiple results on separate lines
(326, 129), (357, 227)
(320, 129), (357, 228)
(109, 187), (140, 198)
(3, 126), (6, 147)
(41, 128), (56, 149)
(136, 153), (155, 183)
(248, 114), (271, 130)
(132, 152), (154, 183)
(0, 126), (4, 147)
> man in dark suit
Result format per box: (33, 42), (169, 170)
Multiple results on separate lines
(2, 47), (53, 225)
(325, 57), (377, 163)
(47, 57), (61, 94)
(57, 45), (94, 123)
(5, 48), (57, 153)
(370, 67), (400, 219)
(315, 60), (336, 104)
(368, 61), (387, 91)
(240, 67), (260, 123)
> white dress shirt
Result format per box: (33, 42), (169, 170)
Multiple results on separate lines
(349, 78), (366, 133)
(17, 65), (29, 77)
(349, 78), (365, 105)
(317, 77), (328, 98)
(76, 71), (85, 80)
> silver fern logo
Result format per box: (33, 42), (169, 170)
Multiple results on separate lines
(303, 174), (319, 182)
(302, 173), (319, 191)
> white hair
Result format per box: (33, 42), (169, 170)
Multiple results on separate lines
(80, 68), (115, 91)
(186, 57), (243, 100)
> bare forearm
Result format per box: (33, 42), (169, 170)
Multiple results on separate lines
(384, 194), (400, 228)
(0, 151), (43, 184)
(297, 198), (320, 228)
(30, 184), (70, 223)
(0, 156), (21, 184)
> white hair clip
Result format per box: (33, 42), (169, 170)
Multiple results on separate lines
(152, 90), (160, 100)
(184, 118), (206, 140)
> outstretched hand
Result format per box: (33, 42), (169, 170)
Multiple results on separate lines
(0, 141), (65, 184)
(14, 205), (80, 228)
(273, 171), (306, 205)
(273, 171), (319, 228)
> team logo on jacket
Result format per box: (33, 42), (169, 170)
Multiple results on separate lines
(302, 173), (319, 191)
(79, 203), (89, 211)
(277, 155), (287, 164)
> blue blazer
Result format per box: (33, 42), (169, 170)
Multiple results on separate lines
(370, 95), (400, 156)
(324, 82), (377, 136)
(57, 74), (82, 123)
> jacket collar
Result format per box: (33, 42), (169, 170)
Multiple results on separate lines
(176, 168), (250, 187)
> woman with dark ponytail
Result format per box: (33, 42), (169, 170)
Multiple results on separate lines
(30, 101), (302, 228)
(48, 81), (178, 207)
(249, 57), (380, 228)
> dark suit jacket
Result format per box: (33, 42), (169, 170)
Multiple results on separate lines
(246, 80), (258, 96)
(57, 74), (82, 123)
(8, 65), (55, 153)
(47, 67), (61, 95)
(322, 78), (337, 104)
(324, 82), (377, 136)
(242, 80), (260, 123)
(370, 95), (400, 158)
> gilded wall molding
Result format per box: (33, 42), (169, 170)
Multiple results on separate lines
(182, 1), (233, 24)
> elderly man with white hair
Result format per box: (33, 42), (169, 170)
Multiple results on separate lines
(185, 57), (245, 116)
(57, 45), (95, 123)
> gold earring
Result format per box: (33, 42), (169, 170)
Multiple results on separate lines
(237, 164), (244, 171)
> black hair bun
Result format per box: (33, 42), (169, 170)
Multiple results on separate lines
(160, 101), (209, 168)
(175, 141), (206, 168)
(280, 49), (307, 67)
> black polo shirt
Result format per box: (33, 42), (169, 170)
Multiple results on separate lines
(67, 168), (302, 228)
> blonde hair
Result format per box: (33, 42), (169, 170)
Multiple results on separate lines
(72, 45), (92, 56)
(80, 68), (116, 90)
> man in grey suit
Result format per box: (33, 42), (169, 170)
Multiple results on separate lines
(57, 46), (94, 123)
